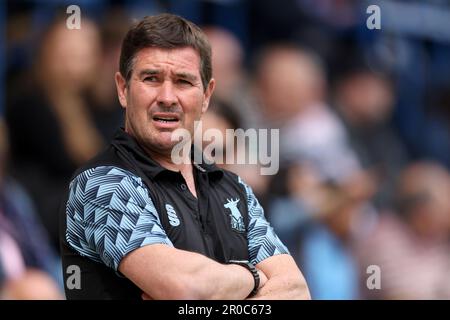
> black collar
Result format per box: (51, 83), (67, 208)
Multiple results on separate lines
(111, 128), (223, 180)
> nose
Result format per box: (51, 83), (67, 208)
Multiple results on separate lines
(156, 80), (178, 108)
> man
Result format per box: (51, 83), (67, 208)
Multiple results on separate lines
(60, 13), (310, 300)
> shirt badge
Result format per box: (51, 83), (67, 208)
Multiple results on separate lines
(224, 198), (245, 232)
(166, 204), (180, 227)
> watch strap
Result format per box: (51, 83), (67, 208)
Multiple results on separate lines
(228, 260), (260, 297)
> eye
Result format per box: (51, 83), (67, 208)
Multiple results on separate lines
(176, 79), (193, 86)
(144, 76), (158, 82)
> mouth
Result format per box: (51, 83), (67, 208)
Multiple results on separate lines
(153, 117), (178, 123)
(151, 113), (181, 128)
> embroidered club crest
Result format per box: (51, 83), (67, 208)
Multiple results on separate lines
(223, 198), (245, 232)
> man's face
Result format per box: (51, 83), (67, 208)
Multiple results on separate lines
(115, 47), (214, 155)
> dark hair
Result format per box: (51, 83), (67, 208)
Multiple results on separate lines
(119, 13), (212, 90)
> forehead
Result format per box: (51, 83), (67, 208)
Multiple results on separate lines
(133, 47), (201, 74)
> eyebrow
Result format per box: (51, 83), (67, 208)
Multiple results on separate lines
(174, 72), (198, 83)
(138, 69), (160, 78)
(138, 69), (198, 82)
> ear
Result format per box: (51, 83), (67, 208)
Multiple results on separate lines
(201, 78), (215, 114)
(115, 72), (128, 109)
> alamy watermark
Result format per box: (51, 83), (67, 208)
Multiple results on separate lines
(366, 265), (381, 290)
(367, 4), (381, 30)
(171, 121), (280, 175)
(66, 5), (81, 29)
(66, 264), (81, 290)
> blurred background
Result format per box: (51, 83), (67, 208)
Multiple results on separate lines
(1, 0), (450, 299)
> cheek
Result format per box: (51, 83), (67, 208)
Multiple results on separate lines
(178, 94), (201, 117)
(129, 86), (152, 113)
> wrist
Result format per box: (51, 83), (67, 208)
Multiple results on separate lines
(227, 260), (260, 297)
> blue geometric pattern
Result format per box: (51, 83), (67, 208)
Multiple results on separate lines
(239, 177), (290, 265)
(66, 166), (173, 271)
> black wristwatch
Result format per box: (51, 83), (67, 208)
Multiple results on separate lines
(228, 260), (260, 297)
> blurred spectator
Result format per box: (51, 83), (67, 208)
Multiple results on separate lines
(359, 1), (450, 168)
(87, 8), (127, 141)
(204, 26), (258, 129)
(274, 162), (376, 299)
(356, 162), (450, 299)
(6, 17), (107, 247)
(333, 66), (410, 210)
(252, 44), (377, 299)
(201, 99), (269, 198)
(204, 27), (244, 101)
(0, 118), (63, 300)
(252, 44), (370, 184)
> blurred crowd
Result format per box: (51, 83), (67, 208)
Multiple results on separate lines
(1, 0), (450, 299)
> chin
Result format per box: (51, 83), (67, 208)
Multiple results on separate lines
(149, 137), (179, 154)
(137, 126), (183, 153)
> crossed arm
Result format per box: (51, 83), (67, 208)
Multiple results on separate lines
(119, 244), (310, 300)
(252, 254), (310, 300)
